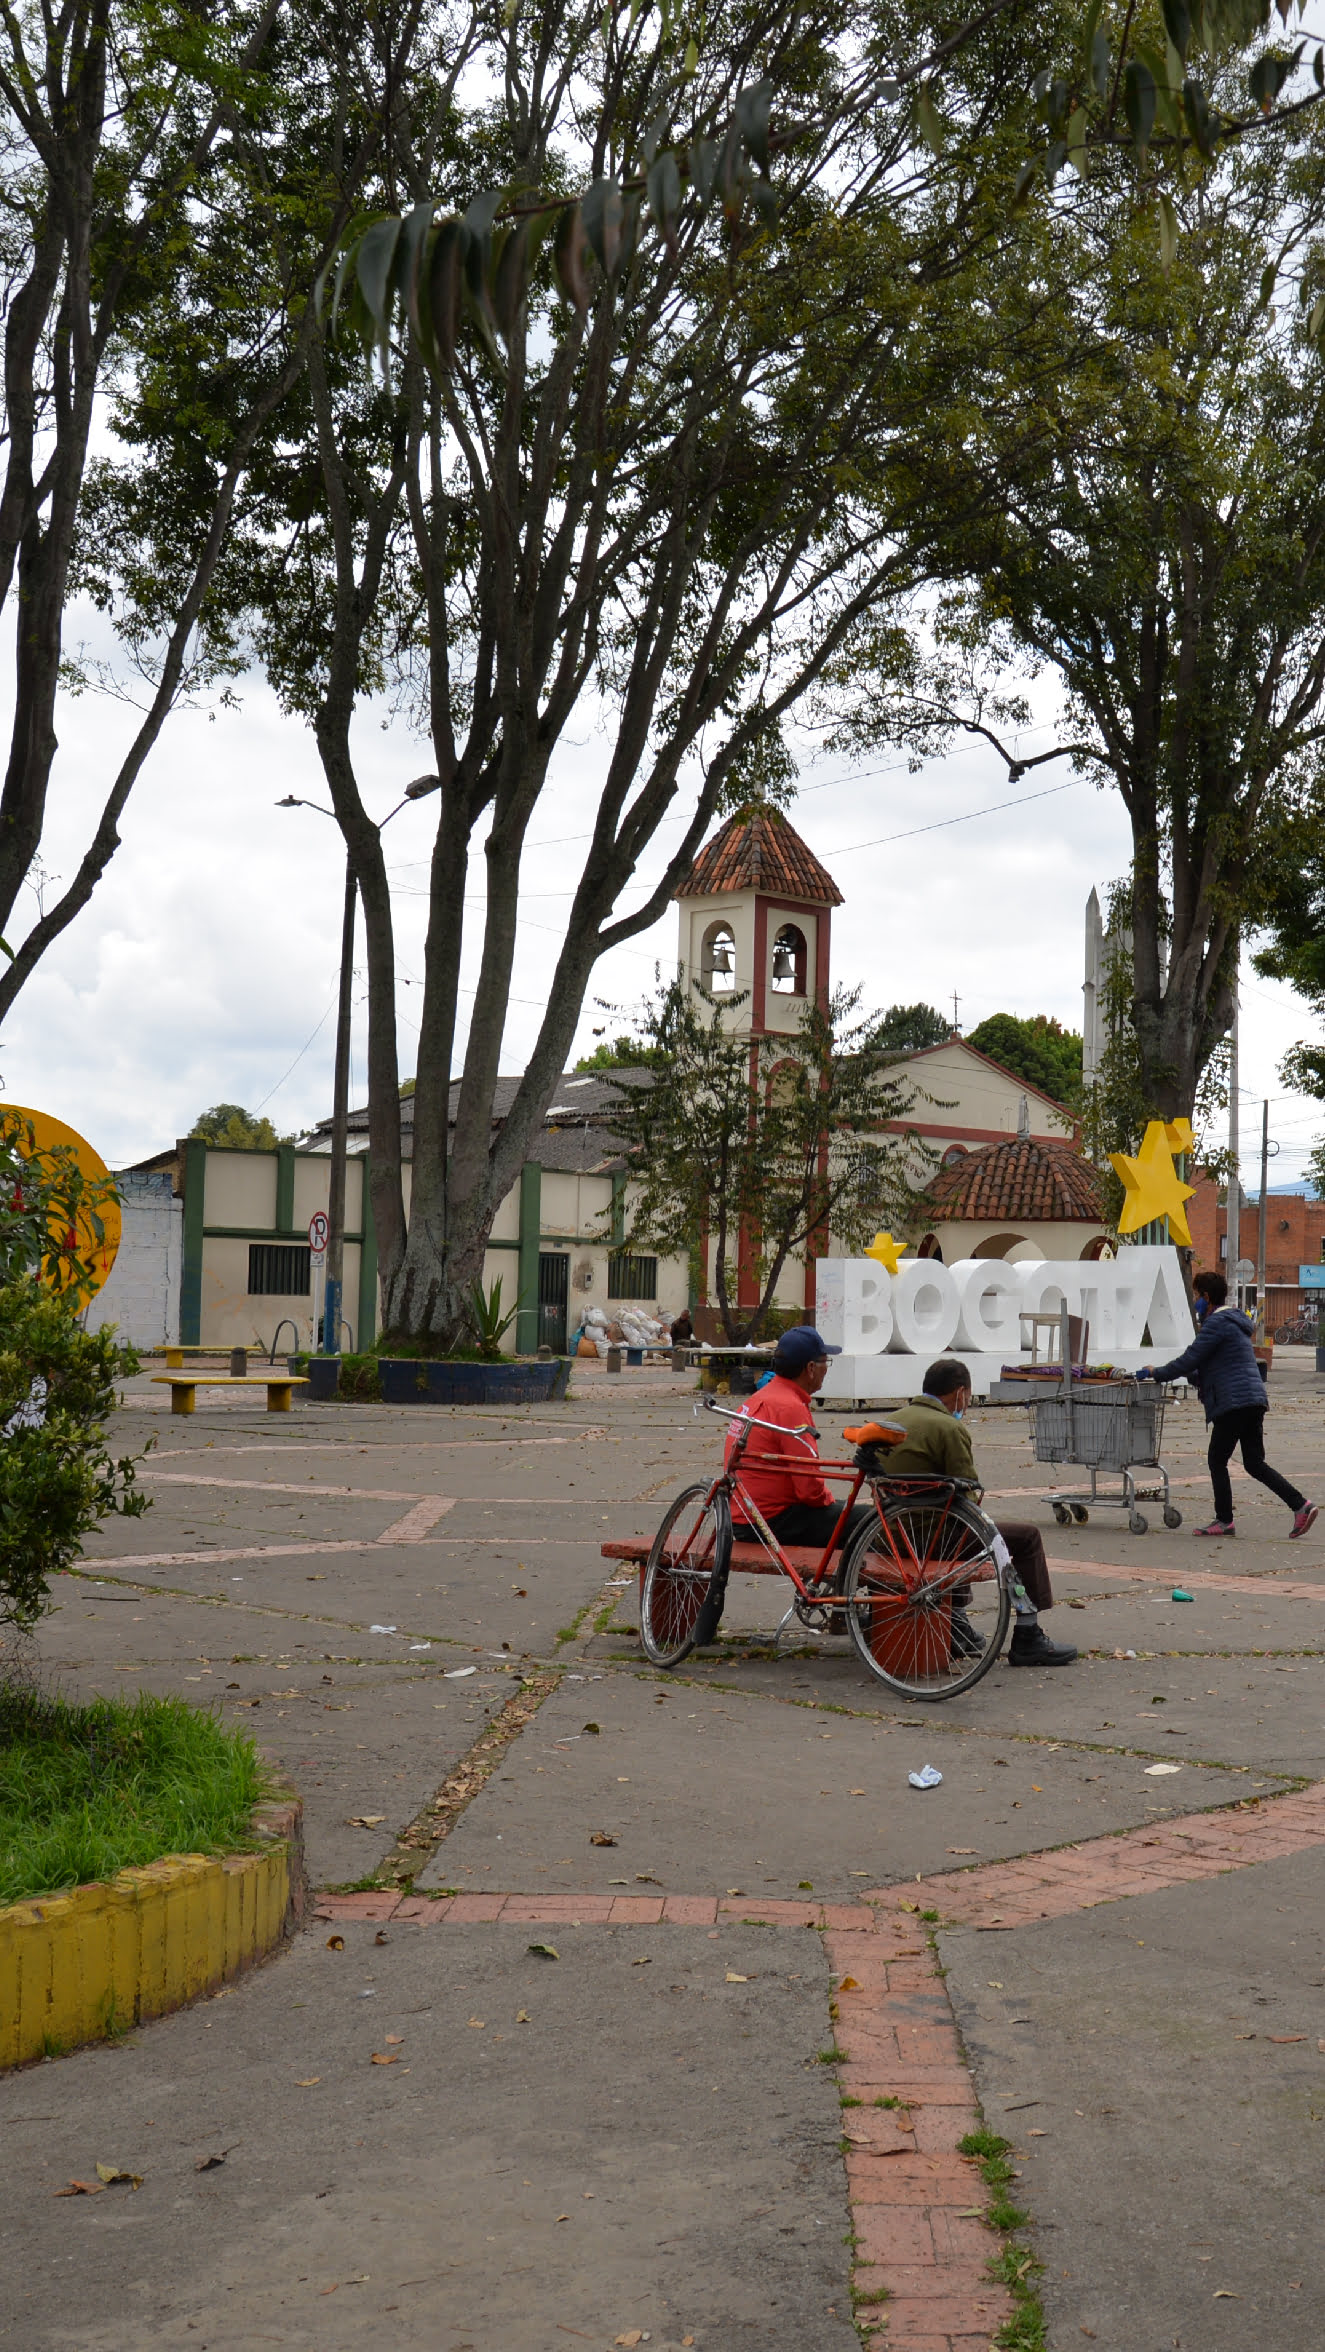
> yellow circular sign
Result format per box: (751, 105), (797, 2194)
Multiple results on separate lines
(5, 1106), (121, 1297)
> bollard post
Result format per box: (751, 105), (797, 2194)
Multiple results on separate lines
(229, 1347), (247, 1379)
(606, 1344), (623, 1375)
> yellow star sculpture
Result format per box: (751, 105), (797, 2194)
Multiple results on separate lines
(1109, 1120), (1196, 1246)
(1164, 1116), (1196, 1156)
(865, 1230), (906, 1274)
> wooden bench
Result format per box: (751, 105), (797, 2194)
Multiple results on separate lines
(602, 1535), (824, 1586)
(151, 1375), (308, 1417)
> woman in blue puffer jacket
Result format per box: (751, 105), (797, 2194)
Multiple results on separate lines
(1142, 1271), (1317, 1540)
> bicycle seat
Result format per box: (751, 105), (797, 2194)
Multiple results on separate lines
(843, 1419), (907, 1473)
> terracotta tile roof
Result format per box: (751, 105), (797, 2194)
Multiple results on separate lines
(921, 1136), (1105, 1225)
(678, 807), (844, 906)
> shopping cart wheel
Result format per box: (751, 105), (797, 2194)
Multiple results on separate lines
(1163, 1506), (1183, 1529)
(1052, 1502), (1071, 1526)
(1069, 1504), (1089, 1525)
(1128, 1510), (1149, 1534)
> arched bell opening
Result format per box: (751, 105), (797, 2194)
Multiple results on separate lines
(770, 922), (807, 995)
(701, 919), (737, 994)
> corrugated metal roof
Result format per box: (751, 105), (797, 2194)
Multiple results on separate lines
(678, 806), (843, 906)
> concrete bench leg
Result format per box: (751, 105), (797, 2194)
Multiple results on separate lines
(266, 1384), (293, 1412)
(171, 1384), (196, 1415)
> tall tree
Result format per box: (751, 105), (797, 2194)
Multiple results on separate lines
(966, 1012), (1082, 1104)
(854, 32), (1325, 1134)
(119, 0), (1029, 1346)
(0, 0), (415, 1019)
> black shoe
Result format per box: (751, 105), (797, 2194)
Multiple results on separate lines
(949, 1606), (984, 1659)
(1008, 1625), (1077, 1668)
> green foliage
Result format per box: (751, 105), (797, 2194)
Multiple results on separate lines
(189, 1105), (290, 1150)
(602, 978), (926, 1342)
(966, 1013), (1083, 1106)
(0, 1282), (147, 1631)
(879, 1003), (950, 1054)
(465, 1278), (520, 1362)
(574, 1034), (669, 1072)
(0, 1686), (268, 1905)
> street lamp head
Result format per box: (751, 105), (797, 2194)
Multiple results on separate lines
(276, 794), (301, 807)
(404, 772), (441, 800)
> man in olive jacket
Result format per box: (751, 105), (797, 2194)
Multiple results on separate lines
(885, 1357), (1076, 1668)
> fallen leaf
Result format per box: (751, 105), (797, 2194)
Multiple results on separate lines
(193, 2150), (233, 2172)
(838, 1975), (861, 1992)
(53, 2180), (104, 2197)
(370, 2053), (399, 2065)
(295, 2077), (321, 2087)
(583, 1721), (600, 1733)
(615, 2335), (644, 2348)
(93, 2164), (141, 2188)
(590, 1832), (618, 1847)
(467, 2018), (485, 2029)
(527, 1943), (560, 1960)
(325, 1934), (345, 1951)
(684, 2339), (696, 2347)
(1031, 1785), (1043, 1792)
(1269, 2034), (1306, 2044)
(374, 1930), (390, 1946)
(516, 2009), (531, 2024)
(1235, 2033), (1256, 2040)
(850, 1787), (866, 1795)
(555, 2212), (570, 2222)
(384, 2034), (403, 2045)
(1213, 2290), (1240, 2298)
(725, 1971), (749, 1983)
(1027, 2128), (1048, 2137)
(346, 1814), (387, 1827)
(947, 1847), (977, 1855)
(632, 1956), (652, 1966)
(898, 1900), (920, 1913)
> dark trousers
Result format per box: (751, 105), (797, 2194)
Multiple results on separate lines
(995, 1521), (1054, 1613)
(1208, 1407), (1304, 1525)
(756, 1500), (878, 1563)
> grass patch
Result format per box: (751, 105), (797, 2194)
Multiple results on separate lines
(0, 1685), (271, 1905)
(957, 2126), (1046, 2350)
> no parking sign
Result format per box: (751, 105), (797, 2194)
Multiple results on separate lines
(308, 1211), (328, 1260)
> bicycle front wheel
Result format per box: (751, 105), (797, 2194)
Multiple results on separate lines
(639, 1482), (732, 1667)
(841, 1494), (1010, 1700)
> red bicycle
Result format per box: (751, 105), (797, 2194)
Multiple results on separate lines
(639, 1395), (1013, 1701)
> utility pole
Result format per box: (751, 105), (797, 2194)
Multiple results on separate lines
(1256, 1099), (1270, 1344)
(322, 861), (356, 1358)
(1226, 983), (1240, 1299)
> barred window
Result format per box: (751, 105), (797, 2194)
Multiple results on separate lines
(248, 1243), (311, 1296)
(607, 1253), (657, 1300)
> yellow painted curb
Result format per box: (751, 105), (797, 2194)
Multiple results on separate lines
(0, 1800), (306, 2068)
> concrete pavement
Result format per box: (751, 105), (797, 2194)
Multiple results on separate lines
(3, 1353), (1325, 2348)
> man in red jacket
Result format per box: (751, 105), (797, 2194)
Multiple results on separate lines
(724, 1326), (874, 1554)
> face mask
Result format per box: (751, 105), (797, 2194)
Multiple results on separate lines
(1194, 1296), (1211, 1323)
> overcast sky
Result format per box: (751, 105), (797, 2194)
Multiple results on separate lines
(8, 639), (1323, 1192)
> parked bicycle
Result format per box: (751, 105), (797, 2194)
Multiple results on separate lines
(640, 1396), (1016, 1701)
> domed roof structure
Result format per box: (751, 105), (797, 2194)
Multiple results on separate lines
(921, 1135), (1104, 1225)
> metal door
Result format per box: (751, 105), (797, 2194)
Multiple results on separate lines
(537, 1252), (569, 1354)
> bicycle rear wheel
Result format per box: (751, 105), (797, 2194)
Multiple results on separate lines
(841, 1494), (1009, 1700)
(639, 1483), (732, 1667)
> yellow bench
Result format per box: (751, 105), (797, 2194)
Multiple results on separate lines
(151, 1375), (308, 1416)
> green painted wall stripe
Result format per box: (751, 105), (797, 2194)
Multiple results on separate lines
(274, 1145), (295, 1234)
(179, 1139), (207, 1347)
(516, 1162), (541, 1353)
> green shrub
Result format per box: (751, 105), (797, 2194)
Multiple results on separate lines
(0, 1279), (146, 1630)
(0, 1685), (269, 1903)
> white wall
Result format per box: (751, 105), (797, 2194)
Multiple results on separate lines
(86, 1171), (182, 1348)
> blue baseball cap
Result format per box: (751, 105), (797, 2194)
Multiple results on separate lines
(772, 1325), (830, 1371)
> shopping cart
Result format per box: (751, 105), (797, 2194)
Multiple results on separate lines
(1028, 1353), (1180, 1535)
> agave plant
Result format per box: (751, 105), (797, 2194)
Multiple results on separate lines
(465, 1279), (520, 1362)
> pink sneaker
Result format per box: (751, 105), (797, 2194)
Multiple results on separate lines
(1194, 1520), (1236, 1538)
(1290, 1503), (1319, 1540)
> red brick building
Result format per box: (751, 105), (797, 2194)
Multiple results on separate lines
(1187, 1174), (1325, 1328)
